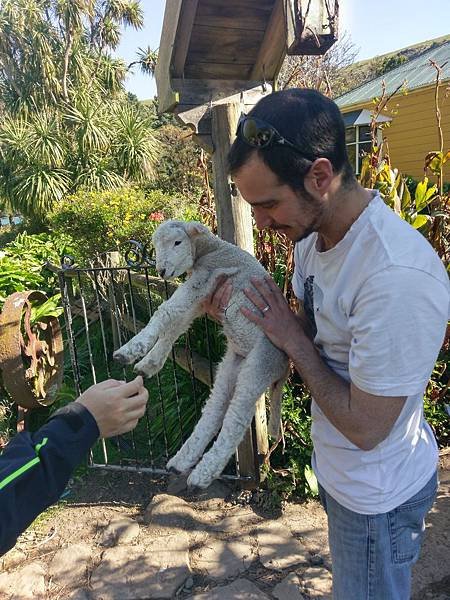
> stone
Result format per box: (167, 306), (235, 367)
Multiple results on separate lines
(208, 506), (259, 533)
(90, 533), (190, 600)
(273, 573), (307, 600)
(99, 517), (140, 546)
(189, 578), (271, 599)
(191, 480), (231, 510)
(8, 561), (46, 599)
(65, 590), (91, 600)
(144, 493), (196, 531)
(191, 535), (255, 579)
(300, 566), (333, 599)
(1, 548), (26, 571)
(48, 543), (92, 588)
(256, 520), (309, 570)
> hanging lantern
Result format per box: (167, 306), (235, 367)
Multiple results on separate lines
(285, 0), (339, 56)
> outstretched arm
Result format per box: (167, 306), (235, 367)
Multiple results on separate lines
(0, 378), (148, 555)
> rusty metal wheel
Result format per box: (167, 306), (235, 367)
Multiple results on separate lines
(0, 291), (64, 409)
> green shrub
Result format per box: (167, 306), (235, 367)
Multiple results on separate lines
(48, 186), (200, 264)
(0, 231), (73, 307)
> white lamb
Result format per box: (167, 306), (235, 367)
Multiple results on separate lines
(113, 220), (288, 489)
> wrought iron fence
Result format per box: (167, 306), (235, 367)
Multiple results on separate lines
(56, 247), (252, 482)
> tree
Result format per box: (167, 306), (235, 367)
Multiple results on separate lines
(278, 32), (359, 97)
(0, 0), (158, 222)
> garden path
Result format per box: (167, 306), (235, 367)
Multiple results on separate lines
(0, 453), (448, 600)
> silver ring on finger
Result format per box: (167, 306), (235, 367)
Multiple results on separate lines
(262, 305), (270, 313)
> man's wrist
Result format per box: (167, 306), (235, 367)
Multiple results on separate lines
(283, 328), (312, 361)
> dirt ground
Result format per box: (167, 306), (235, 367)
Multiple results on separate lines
(3, 452), (450, 600)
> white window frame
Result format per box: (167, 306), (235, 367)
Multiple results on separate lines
(346, 125), (383, 175)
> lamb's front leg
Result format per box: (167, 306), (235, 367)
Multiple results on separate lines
(167, 349), (242, 473)
(187, 341), (285, 489)
(113, 284), (200, 370)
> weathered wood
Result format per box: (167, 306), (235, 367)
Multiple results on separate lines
(251, 0), (286, 81)
(196, 1), (272, 31)
(211, 102), (253, 251)
(193, 133), (214, 154)
(172, 78), (267, 105)
(237, 395), (269, 488)
(172, 0), (199, 76)
(187, 26), (264, 65)
(173, 80), (272, 133)
(184, 62), (253, 81)
(285, 0), (339, 56)
(155, 0), (183, 113)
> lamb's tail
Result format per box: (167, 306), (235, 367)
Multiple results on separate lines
(267, 364), (290, 438)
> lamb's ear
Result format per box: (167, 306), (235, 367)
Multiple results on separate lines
(183, 221), (209, 238)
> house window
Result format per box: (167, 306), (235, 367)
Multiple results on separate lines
(345, 125), (372, 174)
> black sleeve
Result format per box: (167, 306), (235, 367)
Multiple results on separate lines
(0, 402), (99, 556)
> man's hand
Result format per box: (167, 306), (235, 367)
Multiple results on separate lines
(76, 376), (148, 438)
(200, 275), (233, 323)
(241, 276), (308, 353)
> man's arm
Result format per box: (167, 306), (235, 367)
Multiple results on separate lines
(281, 331), (406, 450)
(241, 277), (406, 451)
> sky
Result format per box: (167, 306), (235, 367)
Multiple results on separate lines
(116, 0), (450, 101)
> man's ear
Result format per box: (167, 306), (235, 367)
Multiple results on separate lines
(183, 221), (210, 238)
(305, 158), (334, 195)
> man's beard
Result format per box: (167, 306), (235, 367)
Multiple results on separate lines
(276, 191), (324, 243)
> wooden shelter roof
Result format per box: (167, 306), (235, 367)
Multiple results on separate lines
(155, 0), (286, 115)
(155, 0), (338, 135)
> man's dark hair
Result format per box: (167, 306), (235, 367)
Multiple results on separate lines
(228, 88), (355, 192)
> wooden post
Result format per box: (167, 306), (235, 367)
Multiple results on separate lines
(211, 102), (269, 488)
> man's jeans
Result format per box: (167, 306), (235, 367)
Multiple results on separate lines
(318, 471), (438, 600)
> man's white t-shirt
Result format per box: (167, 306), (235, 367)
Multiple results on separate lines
(292, 191), (449, 515)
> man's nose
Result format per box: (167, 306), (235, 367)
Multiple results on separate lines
(252, 208), (271, 230)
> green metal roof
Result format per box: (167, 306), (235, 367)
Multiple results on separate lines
(336, 41), (450, 109)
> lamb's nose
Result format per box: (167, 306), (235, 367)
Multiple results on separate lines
(159, 268), (166, 278)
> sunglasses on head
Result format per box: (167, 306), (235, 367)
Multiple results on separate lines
(236, 114), (316, 162)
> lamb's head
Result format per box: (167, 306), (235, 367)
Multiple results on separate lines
(152, 220), (210, 280)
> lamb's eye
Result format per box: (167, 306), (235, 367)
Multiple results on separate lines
(174, 240), (182, 246)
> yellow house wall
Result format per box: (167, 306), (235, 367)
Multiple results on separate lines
(341, 84), (450, 181)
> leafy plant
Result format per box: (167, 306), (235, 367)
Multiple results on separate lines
(0, 232), (73, 308)
(48, 187), (201, 264)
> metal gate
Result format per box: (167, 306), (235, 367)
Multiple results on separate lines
(56, 247), (253, 483)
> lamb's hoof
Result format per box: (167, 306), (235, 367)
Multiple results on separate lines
(187, 469), (213, 490)
(133, 365), (149, 377)
(167, 470), (192, 495)
(113, 349), (133, 365)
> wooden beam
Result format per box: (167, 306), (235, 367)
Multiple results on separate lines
(184, 62), (253, 80)
(211, 102), (253, 251)
(155, 0), (184, 113)
(251, 0), (286, 82)
(195, 1), (273, 31)
(187, 25), (264, 66)
(172, 0), (199, 77)
(172, 79), (273, 133)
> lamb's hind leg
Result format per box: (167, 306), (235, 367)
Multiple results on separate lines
(166, 348), (243, 474)
(187, 341), (286, 489)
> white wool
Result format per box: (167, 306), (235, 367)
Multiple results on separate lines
(114, 220), (288, 489)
